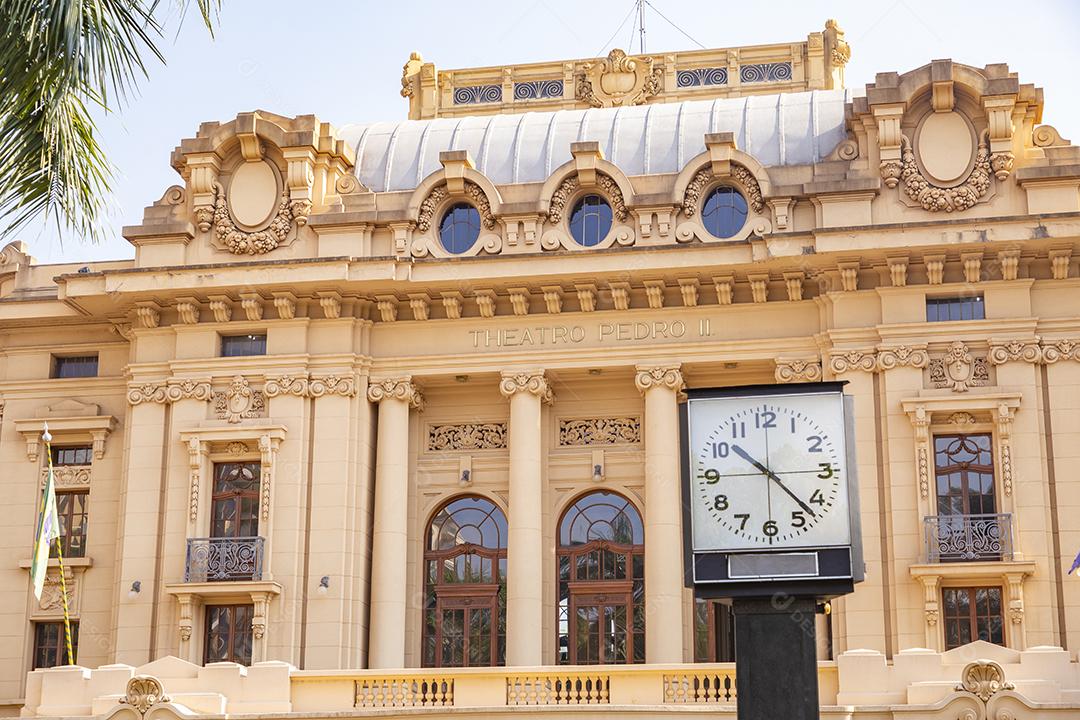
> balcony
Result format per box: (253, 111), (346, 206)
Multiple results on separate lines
(924, 514), (1013, 562)
(184, 536), (265, 582)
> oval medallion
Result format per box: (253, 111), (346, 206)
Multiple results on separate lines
(228, 160), (279, 228)
(917, 112), (974, 186)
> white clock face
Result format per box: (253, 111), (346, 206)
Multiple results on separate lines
(687, 390), (852, 552)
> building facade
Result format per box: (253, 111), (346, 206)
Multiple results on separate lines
(5, 19), (1080, 719)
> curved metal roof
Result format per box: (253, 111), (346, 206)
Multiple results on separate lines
(339, 89), (853, 193)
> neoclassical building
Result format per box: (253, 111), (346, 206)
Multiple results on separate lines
(5, 19), (1080, 719)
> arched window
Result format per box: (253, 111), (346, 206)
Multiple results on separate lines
(701, 186), (748, 238)
(439, 203), (482, 254)
(568, 194), (613, 247)
(423, 496), (507, 667)
(557, 491), (644, 665)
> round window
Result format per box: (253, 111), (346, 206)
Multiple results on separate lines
(568, 195), (613, 247)
(438, 203), (481, 254)
(701, 187), (748, 239)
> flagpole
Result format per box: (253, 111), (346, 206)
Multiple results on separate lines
(42, 428), (75, 666)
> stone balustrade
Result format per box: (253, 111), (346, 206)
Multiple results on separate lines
(21, 643), (1080, 719)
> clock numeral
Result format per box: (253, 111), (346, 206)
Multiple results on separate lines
(755, 410), (776, 429)
(711, 442), (729, 459)
(809, 489), (826, 506)
(816, 462), (834, 479)
(703, 468), (720, 484)
(791, 510), (806, 528)
(790, 417), (796, 433)
(762, 520), (779, 537)
(734, 513), (750, 530)
(713, 494), (729, 511)
(807, 435), (824, 453)
(731, 422), (746, 439)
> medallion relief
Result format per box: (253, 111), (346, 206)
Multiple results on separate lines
(213, 376), (266, 423)
(927, 342), (990, 392)
(576, 49), (663, 108)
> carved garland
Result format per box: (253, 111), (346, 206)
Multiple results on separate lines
(547, 174), (629, 225)
(880, 132), (1010, 213)
(428, 423), (507, 451)
(682, 164), (765, 216)
(559, 417), (641, 446)
(417, 181), (496, 232)
(209, 181), (305, 255)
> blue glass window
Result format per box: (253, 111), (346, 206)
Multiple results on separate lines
(221, 334), (267, 357)
(926, 296), (985, 322)
(568, 195), (613, 247)
(701, 187), (748, 239)
(439, 203), (481, 254)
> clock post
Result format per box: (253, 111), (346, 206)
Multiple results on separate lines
(680, 383), (863, 720)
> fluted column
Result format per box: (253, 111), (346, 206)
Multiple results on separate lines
(366, 376), (423, 669)
(499, 370), (553, 666)
(635, 364), (686, 664)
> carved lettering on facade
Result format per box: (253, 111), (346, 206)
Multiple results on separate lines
(559, 417), (641, 446)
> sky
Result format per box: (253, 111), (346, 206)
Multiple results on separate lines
(17, 0), (1080, 264)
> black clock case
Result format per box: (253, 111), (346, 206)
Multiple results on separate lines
(679, 382), (865, 600)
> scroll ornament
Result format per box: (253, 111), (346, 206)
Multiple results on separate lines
(956, 660), (1014, 703)
(775, 359), (823, 384)
(576, 49), (663, 108)
(634, 365), (685, 393)
(829, 350), (877, 374)
(367, 378), (424, 409)
(209, 181), (300, 255)
(500, 372), (554, 403)
(121, 676), (171, 716)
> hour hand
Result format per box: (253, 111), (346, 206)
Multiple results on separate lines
(731, 444), (817, 518)
(731, 444), (769, 474)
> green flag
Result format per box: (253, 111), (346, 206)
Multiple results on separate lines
(31, 426), (60, 600)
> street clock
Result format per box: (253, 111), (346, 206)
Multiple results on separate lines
(681, 383), (863, 597)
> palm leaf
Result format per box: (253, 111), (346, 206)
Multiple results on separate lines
(0, 0), (219, 244)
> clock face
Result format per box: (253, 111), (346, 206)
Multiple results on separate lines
(687, 389), (852, 552)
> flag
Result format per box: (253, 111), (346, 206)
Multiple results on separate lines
(31, 425), (60, 600)
(1070, 549), (1080, 576)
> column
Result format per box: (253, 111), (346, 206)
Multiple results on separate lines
(635, 364), (686, 664)
(366, 376), (423, 669)
(500, 370), (552, 666)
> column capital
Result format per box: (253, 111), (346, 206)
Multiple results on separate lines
(499, 370), (553, 404)
(367, 376), (424, 409)
(634, 364), (684, 394)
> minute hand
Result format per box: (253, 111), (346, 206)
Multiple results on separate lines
(731, 444), (817, 518)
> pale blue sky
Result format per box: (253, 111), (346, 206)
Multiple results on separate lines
(20, 0), (1080, 263)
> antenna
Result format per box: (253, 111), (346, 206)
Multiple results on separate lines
(636, 0), (647, 54)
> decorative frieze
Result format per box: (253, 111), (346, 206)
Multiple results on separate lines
(829, 349), (877, 374)
(263, 375), (309, 397)
(427, 422), (507, 451)
(559, 417), (641, 446)
(774, 359), (822, 384)
(40, 465), (91, 489)
(876, 345), (929, 370)
(927, 342), (990, 392)
(310, 375), (357, 397)
(1044, 338), (1080, 363)
(213, 376), (266, 423)
(989, 339), (1043, 365)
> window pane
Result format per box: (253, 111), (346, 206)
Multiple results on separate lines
(702, 187), (748, 239)
(51, 446), (93, 466)
(34, 621), (78, 668)
(439, 203), (481, 254)
(926, 296), (985, 322)
(569, 195), (612, 247)
(53, 356), (98, 379)
(221, 334), (267, 357)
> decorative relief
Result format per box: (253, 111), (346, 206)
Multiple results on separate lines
(121, 675), (171, 716)
(995, 403), (1015, 497)
(417, 181), (496, 232)
(944, 411), (977, 425)
(128, 379), (213, 405)
(38, 569), (75, 613)
(775, 359), (823, 384)
(559, 417), (641, 446)
(209, 182), (298, 255)
(187, 437), (204, 522)
(127, 383), (167, 405)
(263, 374), (309, 398)
(514, 80), (563, 100)
(989, 339), (1043, 365)
(634, 365), (684, 393)
(576, 49), (663, 108)
(927, 342), (990, 392)
(367, 378), (424, 409)
(213, 376), (266, 423)
(1044, 338), (1080, 363)
(41, 465), (91, 489)
(427, 422), (507, 451)
(499, 372), (554, 404)
(546, 174), (629, 226)
(829, 349), (877, 374)
(740, 62), (792, 83)
(882, 133), (1006, 213)
(310, 374), (357, 397)
(911, 405), (932, 499)
(676, 67), (728, 87)
(682, 164), (765, 216)
(876, 345), (929, 370)
(956, 660), (1014, 703)
(453, 84), (503, 105)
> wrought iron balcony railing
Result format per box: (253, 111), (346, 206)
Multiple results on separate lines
(184, 536), (265, 582)
(924, 513), (1012, 563)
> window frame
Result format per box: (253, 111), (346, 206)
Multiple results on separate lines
(942, 585), (1005, 650)
(51, 445), (93, 467)
(700, 185), (749, 239)
(51, 489), (89, 559)
(438, 202), (482, 255)
(51, 355), (98, 379)
(220, 333), (267, 358)
(926, 295), (986, 322)
(567, 194), (614, 247)
(32, 621), (79, 669)
(203, 604), (254, 665)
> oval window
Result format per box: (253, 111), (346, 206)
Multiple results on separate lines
(701, 187), (748, 239)
(568, 195), (613, 247)
(439, 203), (481, 254)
